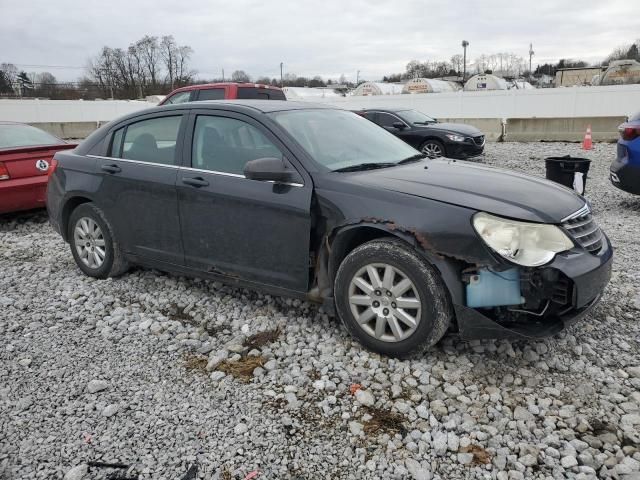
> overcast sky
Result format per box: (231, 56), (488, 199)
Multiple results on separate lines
(1, 0), (638, 82)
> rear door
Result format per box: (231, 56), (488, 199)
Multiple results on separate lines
(177, 109), (312, 292)
(90, 113), (186, 265)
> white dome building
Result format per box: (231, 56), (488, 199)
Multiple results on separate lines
(402, 78), (459, 94)
(351, 82), (404, 96)
(463, 74), (509, 91)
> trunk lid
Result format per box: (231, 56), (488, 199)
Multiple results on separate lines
(0, 144), (76, 179)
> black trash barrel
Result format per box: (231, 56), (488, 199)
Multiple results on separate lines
(544, 156), (591, 195)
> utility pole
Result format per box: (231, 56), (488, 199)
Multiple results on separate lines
(356, 70), (360, 84)
(222, 69), (225, 81)
(529, 43), (535, 77)
(461, 40), (469, 81)
(280, 62), (283, 87)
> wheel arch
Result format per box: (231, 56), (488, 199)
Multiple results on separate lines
(61, 196), (93, 242)
(327, 224), (464, 307)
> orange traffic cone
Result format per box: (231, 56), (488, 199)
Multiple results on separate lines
(582, 125), (593, 150)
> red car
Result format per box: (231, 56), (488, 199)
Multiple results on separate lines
(159, 82), (286, 105)
(0, 122), (76, 215)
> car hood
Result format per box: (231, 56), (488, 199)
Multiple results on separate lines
(417, 122), (482, 136)
(353, 159), (585, 223)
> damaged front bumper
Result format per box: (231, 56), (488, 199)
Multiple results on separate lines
(454, 235), (613, 340)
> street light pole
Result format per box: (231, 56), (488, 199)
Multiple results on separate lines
(280, 62), (283, 87)
(356, 70), (360, 84)
(461, 40), (469, 81)
(529, 43), (535, 77)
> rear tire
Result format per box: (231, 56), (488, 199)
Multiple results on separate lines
(68, 203), (129, 279)
(334, 238), (451, 358)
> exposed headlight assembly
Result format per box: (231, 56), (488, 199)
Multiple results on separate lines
(445, 134), (466, 142)
(472, 212), (574, 267)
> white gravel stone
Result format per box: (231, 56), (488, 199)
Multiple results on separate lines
(355, 389), (375, 407)
(63, 464), (88, 480)
(101, 404), (119, 418)
(86, 380), (109, 394)
(234, 423), (248, 435)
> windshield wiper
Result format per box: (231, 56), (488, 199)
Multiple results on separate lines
(413, 121), (435, 125)
(333, 162), (396, 172)
(396, 153), (427, 165)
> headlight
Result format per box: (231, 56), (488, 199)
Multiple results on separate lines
(472, 212), (574, 267)
(445, 134), (466, 142)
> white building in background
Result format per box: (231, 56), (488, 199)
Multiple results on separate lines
(599, 60), (640, 86)
(351, 82), (404, 96)
(401, 78), (460, 94)
(463, 74), (509, 91)
(282, 87), (343, 100)
(510, 80), (534, 90)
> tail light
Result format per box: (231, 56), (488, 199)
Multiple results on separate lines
(620, 126), (640, 141)
(0, 162), (9, 180)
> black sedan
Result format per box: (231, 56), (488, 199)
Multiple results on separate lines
(355, 108), (485, 159)
(47, 101), (611, 357)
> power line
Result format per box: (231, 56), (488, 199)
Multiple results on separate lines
(10, 63), (85, 70)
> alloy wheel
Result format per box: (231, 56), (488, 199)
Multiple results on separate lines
(73, 217), (106, 269)
(348, 263), (422, 343)
(421, 142), (443, 157)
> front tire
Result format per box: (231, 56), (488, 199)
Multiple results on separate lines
(334, 238), (451, 357)
(420, 139), (445, 158)
(68, 203), (128, 279)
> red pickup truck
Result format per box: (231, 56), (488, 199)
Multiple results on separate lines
(160, 82), (286, 105)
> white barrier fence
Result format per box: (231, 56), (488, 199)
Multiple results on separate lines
(303, 84), (640, 119)
(0, 84), (638, 124)
(0, 99), (151, 123)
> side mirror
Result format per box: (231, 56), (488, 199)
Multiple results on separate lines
(244, 157), (294, 183)
(392, 121), (406, 130)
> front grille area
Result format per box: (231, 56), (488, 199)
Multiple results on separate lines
(473, 135), (485, 146)
(563, 212), (604, 254)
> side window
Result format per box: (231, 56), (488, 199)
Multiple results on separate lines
(192, 115), (282, 175)
(114, 116), (182, 165)
(198, 88), (225, 100)
(237, 88), (285, 100)
(376, 113), (399, 128)
(164, 91), (191, 105)
(363, 112), (376, 122)
(110, 127), (124, 157)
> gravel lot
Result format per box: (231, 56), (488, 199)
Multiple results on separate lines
(1, 142), (639, 480)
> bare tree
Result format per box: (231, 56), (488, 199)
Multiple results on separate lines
(175, 45), (195, 86)
(450, 54), (463, 75)
(137, 35), (161, 91)
(161, 35), (178, 89)
(231, 70), (251, 82)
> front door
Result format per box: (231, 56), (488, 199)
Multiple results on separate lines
(93, 113), (185, 265)
(177, 111), (313, 292)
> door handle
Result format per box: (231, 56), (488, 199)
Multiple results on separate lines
(101, 164), (121, 174)
(182, 176), (209, 188)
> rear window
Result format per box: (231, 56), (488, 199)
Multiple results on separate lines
(0, 124), (64, 149)
(237, 88), (286, 100)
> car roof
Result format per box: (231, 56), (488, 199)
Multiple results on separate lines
(167, 82), (283, 94)
(100, 100), (345, 129)
(179, 100), (341, 113)
(355, 107), (412, 113)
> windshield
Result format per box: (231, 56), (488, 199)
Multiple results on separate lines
(399, 110), (437, 125)
(0, 124), (64, 149)
(270, 109), (419, 171)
